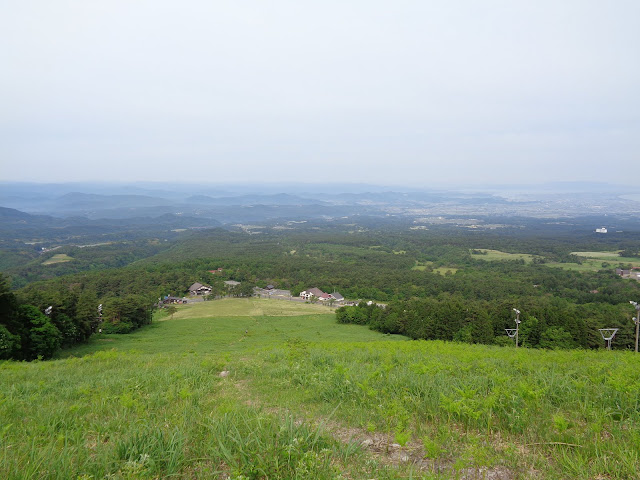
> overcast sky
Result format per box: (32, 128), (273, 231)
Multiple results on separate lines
(1, 1), (638, 186)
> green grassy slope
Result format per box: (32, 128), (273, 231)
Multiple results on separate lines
(62, 298), (402, 357)
(2, 298), (639, 479)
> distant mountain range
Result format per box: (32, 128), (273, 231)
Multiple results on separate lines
(0, 206), (222, 242)
(1, 181), (639, 226)
(184, 193), (324, 206)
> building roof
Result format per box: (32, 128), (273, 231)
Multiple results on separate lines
(306, 287), (325, 296)
(189, 282), (204, 290)
(224, 280), (241, 286)
(330, 292), (344, 301)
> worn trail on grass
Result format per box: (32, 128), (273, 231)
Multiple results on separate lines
(228, 371), (515, 480)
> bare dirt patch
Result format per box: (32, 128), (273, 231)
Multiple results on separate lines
(325, 421), (513, 480)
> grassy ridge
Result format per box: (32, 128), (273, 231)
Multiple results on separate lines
(2, 299), (639, 479)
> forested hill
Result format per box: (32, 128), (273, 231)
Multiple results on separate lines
(5, 227), (640, 353)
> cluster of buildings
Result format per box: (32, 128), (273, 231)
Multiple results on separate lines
(616, 268), (640, 280)
(161, 281), (350, 307)
(299, 287), (344, 303)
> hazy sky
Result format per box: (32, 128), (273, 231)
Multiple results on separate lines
(1, 1), (638, 186)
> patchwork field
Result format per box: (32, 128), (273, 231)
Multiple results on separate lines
(470, 249), (640, 272)
(2, 298), (639, 479)
(547, 251), (640, 272)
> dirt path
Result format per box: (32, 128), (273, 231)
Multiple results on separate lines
(225, 372), (515, 480)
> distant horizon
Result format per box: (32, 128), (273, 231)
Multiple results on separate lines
(1, 178), (637, 191)
(2, 179), (639, 206)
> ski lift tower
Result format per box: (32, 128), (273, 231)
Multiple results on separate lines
(630, 301), (640, 353)
(505, 308), (521, 348)
(598, 329), (618, 350)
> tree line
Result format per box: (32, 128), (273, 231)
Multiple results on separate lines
(0, 274), (152, 360)
(336, 295), (634, 350)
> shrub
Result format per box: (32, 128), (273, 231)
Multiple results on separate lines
(0, 324), (20, 359)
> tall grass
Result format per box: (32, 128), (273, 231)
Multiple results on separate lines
(0, 350), (375, 479)
(2, 300), (639, 479)
(246, 340), (640, 479)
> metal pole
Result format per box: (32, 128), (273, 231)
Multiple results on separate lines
(630, 302), (639, 353)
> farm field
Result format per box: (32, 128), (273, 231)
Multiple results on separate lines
(470, 249), (538, 263)
(42, 253), (73, 265)
(547, 251), (640, 272)
(469, 248), (640, 273)
(2, 298), (639, 479)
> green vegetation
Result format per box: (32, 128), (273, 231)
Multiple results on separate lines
(470, 249), (538, 263)
(64, 299), (397, 358)
(412, 262), (457, 275)
(0, 274), (151, 360)
(572, 251), (624, 259)
(433, 267), (458, 275)
(8, 230), (640, 351)
(336, 294), (636, 349)
(168, 297), (332, 319)
(546, 251), (640, 272)
(251, 339), (640, 479)
(411, 260), (433, 271)
(2, 299), (639, 479)
(42, 253), (73, 265)
(3, 226), (640, 477)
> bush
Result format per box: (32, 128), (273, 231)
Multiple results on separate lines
(17, 305), (62, 360)
(102, 295), (152, 333)
(539, 326), (575, 350)
(0, 324), (20, 359)
(102, 321), (135, 334)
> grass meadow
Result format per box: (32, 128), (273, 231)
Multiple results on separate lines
(2, 298), (639, 479)
(546, 251), (640, 272)
(42, 254), (73, 266)
(412, 262), (458, 275)
(470, 249), (538, 264)
(471, 248), (640, 273)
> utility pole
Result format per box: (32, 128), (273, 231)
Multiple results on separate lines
(506, 308), (521, 348)
(630, 301), (640, 353)
(514, 309), (521, 348)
